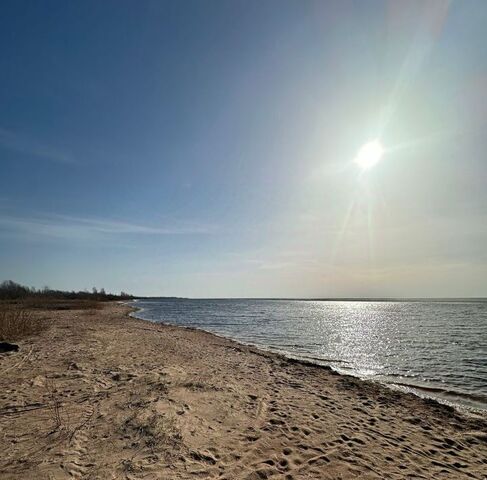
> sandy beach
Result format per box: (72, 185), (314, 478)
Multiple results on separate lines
(1, 302), (486, 479)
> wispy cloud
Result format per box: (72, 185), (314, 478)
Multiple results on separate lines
(0, 127), (76, 164)
(0, 213), (215, 242)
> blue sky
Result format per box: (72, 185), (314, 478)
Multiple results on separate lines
(1, 0), (487, 297)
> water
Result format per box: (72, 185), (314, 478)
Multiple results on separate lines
(130, 298), (487, 411)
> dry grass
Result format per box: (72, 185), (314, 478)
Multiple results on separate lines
(0, 297), (102, 342)
(0, 305), (50, 341)
(45, 379), (65, 432)
(121, 411), (183, 456)
(20, 297), (103, 311)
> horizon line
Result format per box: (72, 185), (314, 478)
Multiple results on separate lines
(133, 296), (487, 302)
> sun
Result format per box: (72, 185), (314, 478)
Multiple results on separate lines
(354, 140), (384, 170)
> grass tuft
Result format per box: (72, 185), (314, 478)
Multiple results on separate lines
(0, 305), (50, 341)
(121, 411), (183, 456)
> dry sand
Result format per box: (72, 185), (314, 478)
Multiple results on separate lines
(0, 302), (486, 479)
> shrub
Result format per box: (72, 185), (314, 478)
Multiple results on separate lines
(0, 305), (49, 341)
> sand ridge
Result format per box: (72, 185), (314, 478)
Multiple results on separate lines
(0, 303), (486, 479)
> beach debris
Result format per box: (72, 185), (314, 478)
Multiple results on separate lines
(0, 342), (19, 353)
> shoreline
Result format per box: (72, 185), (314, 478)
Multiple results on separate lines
(1, 302), (486, 479)
(128, 302), (487, 417)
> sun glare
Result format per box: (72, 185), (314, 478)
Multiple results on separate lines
(354, 140), (384, 170)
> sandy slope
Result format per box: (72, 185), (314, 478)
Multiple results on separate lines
(0, 303), (486, 479)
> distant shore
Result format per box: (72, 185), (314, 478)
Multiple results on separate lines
(132, 296), (487, 302)
(1, 302), (486, 479)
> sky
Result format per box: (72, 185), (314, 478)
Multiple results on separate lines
(1, 0), (487, 298)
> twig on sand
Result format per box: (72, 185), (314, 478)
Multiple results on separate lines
(45, 379), (64, 432)
(69, 405), (96, 444)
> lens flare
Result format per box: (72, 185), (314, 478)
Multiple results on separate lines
(354, 140), (384, 170)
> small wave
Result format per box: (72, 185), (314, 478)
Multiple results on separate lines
(379, 379), (487, 412)
(389, 381), (487, 403)
(271, 350), (352, 365)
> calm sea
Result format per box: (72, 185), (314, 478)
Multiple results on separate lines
(130, 299), (487, 412)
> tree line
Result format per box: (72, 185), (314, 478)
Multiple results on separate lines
(0, 280), (134, 301)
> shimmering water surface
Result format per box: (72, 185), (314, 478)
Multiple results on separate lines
(131, 299), (487, 411)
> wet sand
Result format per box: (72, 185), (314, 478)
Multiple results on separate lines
(0, 302), (486, 479)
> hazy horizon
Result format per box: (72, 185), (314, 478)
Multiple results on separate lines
(133, 295), (487, 301)
(2, 1), (487, 298)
